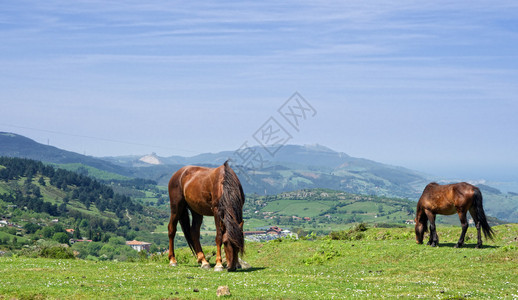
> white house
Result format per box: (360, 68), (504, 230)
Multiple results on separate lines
(126, 240), (152, 252)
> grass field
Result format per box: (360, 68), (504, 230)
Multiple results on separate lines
(262, 200), (330, 217)
(1, 224), (517, 299)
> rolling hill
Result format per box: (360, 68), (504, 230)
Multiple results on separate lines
(2, 132), (518, 222)
(0, 132), (132, 176)
(102, 143), (431, 199)
(1, 132), (430, 198)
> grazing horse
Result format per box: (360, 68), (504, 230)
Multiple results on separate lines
(168, 161), (245, 271)
(415, 182), (494, 248)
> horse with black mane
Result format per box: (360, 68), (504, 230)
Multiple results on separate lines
(415, 182), (494, 248)
(167, 161), (245, 271)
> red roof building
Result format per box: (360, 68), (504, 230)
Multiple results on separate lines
(126, 240), (152, 252)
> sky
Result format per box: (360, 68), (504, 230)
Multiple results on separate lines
(1, 1), (518, 183)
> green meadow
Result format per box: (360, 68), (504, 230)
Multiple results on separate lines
(1, 224), (517, 299)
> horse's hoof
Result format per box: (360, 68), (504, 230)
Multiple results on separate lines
(169, 262), (178, 267)
(214, 265), (224, 272)
(454, 243), (462, 248)
(200, 262), (211, 270)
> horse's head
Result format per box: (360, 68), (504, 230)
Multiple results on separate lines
(223, 221), (244, 271)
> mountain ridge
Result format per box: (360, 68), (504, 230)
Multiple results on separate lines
(1, 132), (518, 222)
(0, 132), (133, 176)
(0, 132), (430, 198)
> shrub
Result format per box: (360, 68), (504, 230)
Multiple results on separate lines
(329, 223), (368, 241)
(303, 241), (341, 265)
(39, 246), (75, 259)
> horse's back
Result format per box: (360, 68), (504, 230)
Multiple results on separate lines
(419, 182), (478, 214)
(169, 165), (224, 216)
(452, 182), (478, 195)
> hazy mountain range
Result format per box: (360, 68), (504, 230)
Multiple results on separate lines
(1, 132), (430, 198)
(2, 132), (518, 222)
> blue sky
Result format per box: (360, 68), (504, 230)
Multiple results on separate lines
(1, 1), (518, 183)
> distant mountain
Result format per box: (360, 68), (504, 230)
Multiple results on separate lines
(0, 132), (132, 176)
(101, 143), (430, 199)
(2, 132), (517, 223)
(102, 151), (234, 167)
(1, 132), (429, 197)
(138, 153), (163, 165)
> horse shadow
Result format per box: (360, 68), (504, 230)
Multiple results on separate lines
(186, 265), (266, 272)
(236, 267), (266, 273)
(438, 242), (499, 249)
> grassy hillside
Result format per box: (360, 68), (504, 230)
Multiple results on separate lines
(53, 163), (131, 181)
(241, 189), (506, 234)
(0, 157), (170, 256)
(1, 224), (517, 299)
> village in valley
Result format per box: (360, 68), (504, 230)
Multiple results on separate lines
(244, 226), (298, 242)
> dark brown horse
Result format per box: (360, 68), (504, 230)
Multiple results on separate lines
(168, 161), (245, 271)
(415, 182), (494, 248)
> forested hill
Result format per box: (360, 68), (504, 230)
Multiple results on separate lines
(0, 132), (131, 176)
(0, 157), (142, 215)
(0, 157), (159, 240)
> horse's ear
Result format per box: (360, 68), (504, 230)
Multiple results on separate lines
(239, 221), (244, 230)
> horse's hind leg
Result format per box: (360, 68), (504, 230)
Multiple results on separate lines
(455, 211), (469, 248)
(469, 206), (483, 248)
(168, 214), (179, 266)
(168, 182), (185, 266)
(425, 211), (438, 247)
(191, 211), (210, 269)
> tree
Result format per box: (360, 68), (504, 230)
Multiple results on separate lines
(99, 244), (116, 260)
(108, 236), (126, 246)
(53, 232), (70, 245)
(87, 242), (103, 256)
(52, 223), (64, 233)
(23, 222), (42, 234)
(103, 219), (117, 232)
(40, 226), (55, 238)
(58, 203), (67, 214)
(73, 226), (82, 239)
(150, 244), (159, 254)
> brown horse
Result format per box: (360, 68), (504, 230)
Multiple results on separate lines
(415, 182), (494, 248)
(168, 161), (245, 271)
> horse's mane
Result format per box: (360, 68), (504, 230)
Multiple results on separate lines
(218, 160), (245, 255)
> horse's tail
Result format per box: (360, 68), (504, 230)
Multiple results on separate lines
(473, 187), (494, 240)
(218, 160), (245, 255)
(179, 207), (196, 254)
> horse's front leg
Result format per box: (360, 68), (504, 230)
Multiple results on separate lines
(191, 212), (210, 269)
(426, 211), (438, 247)
(213, 215), (224, 272)
(455, 211), (469, 248)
